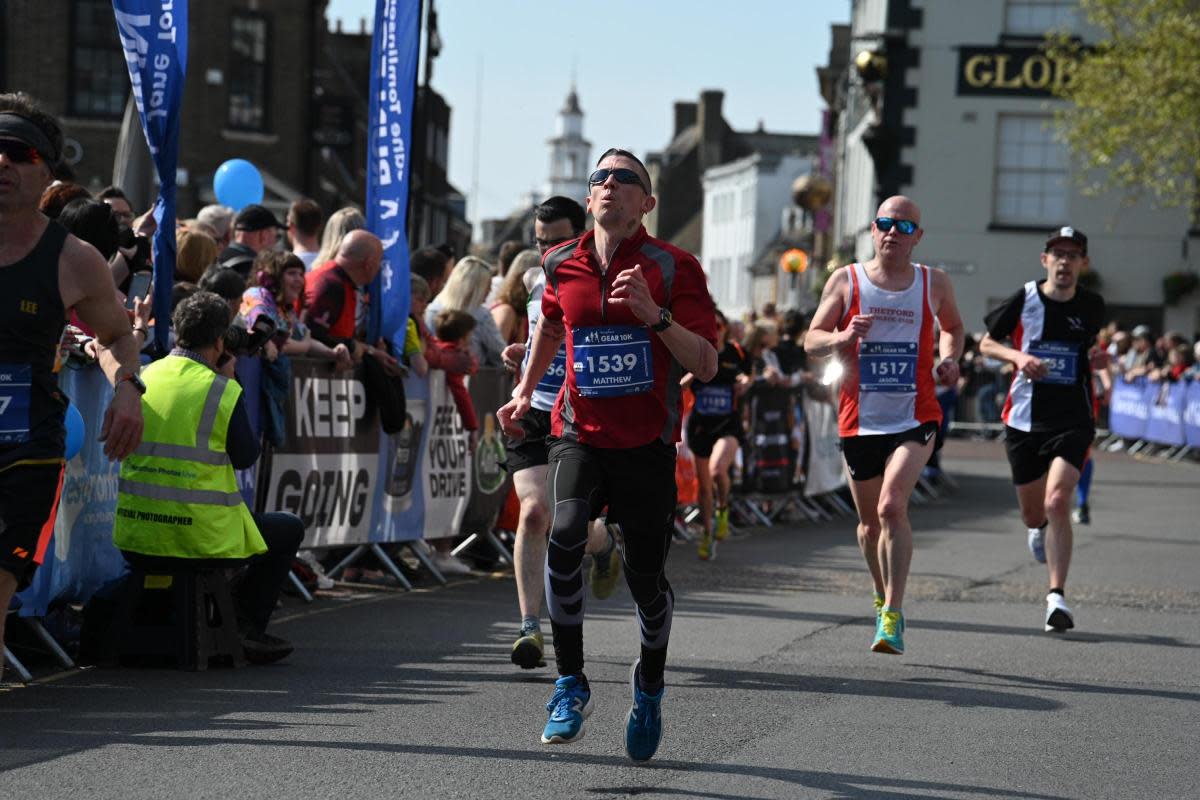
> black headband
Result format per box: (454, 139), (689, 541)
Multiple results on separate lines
(0, 112), (58, 163)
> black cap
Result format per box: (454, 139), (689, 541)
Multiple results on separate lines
(233, 204), (285, 232)
(1044, 226), (1087, 254)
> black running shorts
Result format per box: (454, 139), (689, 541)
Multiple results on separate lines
(840, 421), (939, 483)
(685, 413), (742, 459)
(0, 462), (66, 590)
(504, 407), (553, 475)
(1004, 425), (1094, 486)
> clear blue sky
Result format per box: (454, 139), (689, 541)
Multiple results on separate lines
(328, 0), (849, 225)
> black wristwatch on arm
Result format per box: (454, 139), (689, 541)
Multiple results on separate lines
(651, 307), (673, 333)
(116, 371), (146, 395)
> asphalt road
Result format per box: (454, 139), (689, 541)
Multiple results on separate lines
(2, 440), (1198, 799)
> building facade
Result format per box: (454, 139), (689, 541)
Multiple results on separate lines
(2, 0), (338, 218)
(831, 0), (1200, 336)
(702, 152), (815, 318)
(1, 0), (469, 256)
(646, 90), (818, 256)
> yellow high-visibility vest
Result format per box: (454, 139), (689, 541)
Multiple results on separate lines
(114, 355), (266, 559)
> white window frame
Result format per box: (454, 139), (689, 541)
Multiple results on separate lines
(1004, 0), (1077, 35)
(992, 114), (1068, 226)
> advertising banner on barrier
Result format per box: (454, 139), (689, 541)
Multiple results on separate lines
(801, 391), (846, 496)
(419, 370), (472, 539)
(460, 369), (514, 534)
(1185, 382), (1200, 449)
(17, 367), (126, 617)
(259, 359), (380, 548)
(374, 370), (430, 542)
(1108, 378), (1149, 441)
(373, 368), (512, 542)
(1144, 380), (1186, 447)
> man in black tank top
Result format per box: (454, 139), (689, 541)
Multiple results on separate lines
(0, 94), (145, 678)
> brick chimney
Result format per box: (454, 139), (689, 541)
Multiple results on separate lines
(697, 90), (725, 169)
(673, 102), (697, 137)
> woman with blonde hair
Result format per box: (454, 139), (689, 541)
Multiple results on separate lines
(312, 206), (365, 269)
(426, 255), (506, 367)
(175, 227), (218, 283)
(490, 249), (540, 344)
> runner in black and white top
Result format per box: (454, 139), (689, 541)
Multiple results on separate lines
(981, 226), (1107, 633)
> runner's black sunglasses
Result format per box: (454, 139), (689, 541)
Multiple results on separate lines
(0, 139), (42, 164)
(588, 167), (650, 194)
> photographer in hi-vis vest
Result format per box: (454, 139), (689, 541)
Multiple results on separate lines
(113, 291), (304, 665)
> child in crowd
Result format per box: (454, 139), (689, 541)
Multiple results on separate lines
(405, 275), (431, 377)
(433, 309), (478, 433)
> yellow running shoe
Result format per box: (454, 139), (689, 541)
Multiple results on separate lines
(697, 529), (714, 561)
(512, 627), (545, 669)
(589, 525), (623, 600)
(714, 506), (730, 541)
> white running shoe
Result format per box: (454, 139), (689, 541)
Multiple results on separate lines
(1044, 592), (1074, 633)
(1027, 527), (1046, 564)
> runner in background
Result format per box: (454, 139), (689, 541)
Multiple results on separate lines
(683, 308), (751, 560)
(500, 197), (620, 672)
(980, 226), (1107, 633)
(805, 195), (964, 656)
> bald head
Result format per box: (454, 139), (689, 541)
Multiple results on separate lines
(875, 195), (921, 225)
(336, 230), (384, 286)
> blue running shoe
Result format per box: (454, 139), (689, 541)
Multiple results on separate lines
(872, 609), (905, 655)
(624, 659), (665, 762)
(541, 675), (592, 744)
(1028, 526), (1046, 564)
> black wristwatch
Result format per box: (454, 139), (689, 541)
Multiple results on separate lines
(651, 307), (673, 333)
(117, 371), (147, 395)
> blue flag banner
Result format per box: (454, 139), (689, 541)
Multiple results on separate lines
(112, 0), (188, 352)
(366, 0), (420, 349)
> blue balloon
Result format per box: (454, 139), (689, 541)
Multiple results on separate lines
(213, 158), (264, 211)
(65, 403), (85, 460)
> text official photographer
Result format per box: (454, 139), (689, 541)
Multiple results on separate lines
(113, 291), (303, 664)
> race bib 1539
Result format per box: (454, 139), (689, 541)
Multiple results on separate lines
(572, 326), (653, 398)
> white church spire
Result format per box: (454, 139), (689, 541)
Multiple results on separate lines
(544, 83), (591, 203)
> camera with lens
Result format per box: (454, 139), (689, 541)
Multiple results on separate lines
(222, 315), (278, 358)
(117, 227), (153, 274)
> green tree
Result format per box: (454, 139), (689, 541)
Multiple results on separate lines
(1048, 0), (1200, 211)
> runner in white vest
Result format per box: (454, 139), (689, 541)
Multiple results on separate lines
(806, 195), (964, 656)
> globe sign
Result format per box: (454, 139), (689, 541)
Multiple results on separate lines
(779, 249), (809, 274)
